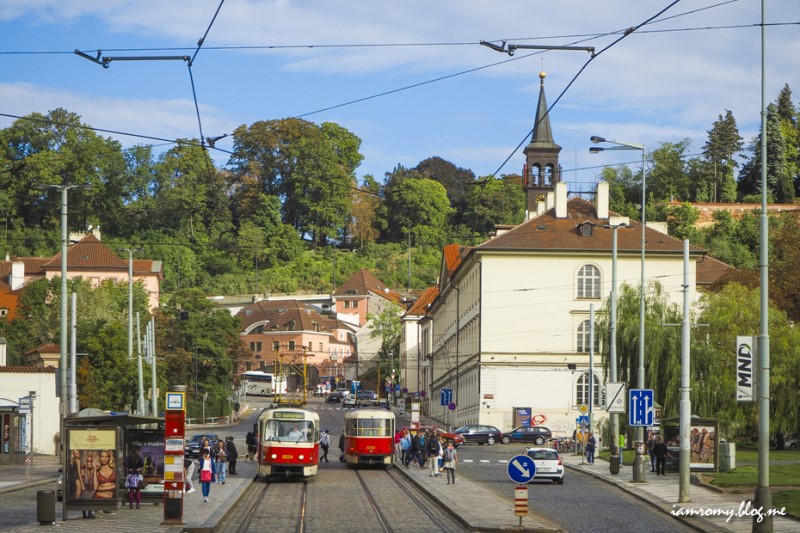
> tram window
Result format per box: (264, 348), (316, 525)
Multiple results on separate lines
(264, 420), (314, 442)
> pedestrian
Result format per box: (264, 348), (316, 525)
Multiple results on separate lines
(654, 436), (667, 476)
(198, 449), (216, 502)
(418, 431), (427, 468)
(586, 432), (596, 465)
(400, 429), (412, 467)
(437, 436), (446, 475)
(226, 436), (239, 475)
(427, 430), (441, 477)
(443, 442), (458, 485)
(618, 433), (625, 465)
(410, 431), (422, 468)
(338, 433), (346, 462)
(319, 430), (330, 463)
(184, 457), (196, 493)
(647, 434), (657, 472)
(125, 446), (144, 509)
(213, 440), (228, 484)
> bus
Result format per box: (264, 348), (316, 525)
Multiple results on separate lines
(241, 371), (287, 396)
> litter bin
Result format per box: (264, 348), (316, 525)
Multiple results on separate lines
(609, 446), (620, 475)
(37, 490), (56, 525)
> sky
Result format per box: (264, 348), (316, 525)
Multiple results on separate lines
(1, 0), (798, 193)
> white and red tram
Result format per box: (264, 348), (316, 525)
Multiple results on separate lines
(343, 408), (396, 466)
(257, 407), (320, 479)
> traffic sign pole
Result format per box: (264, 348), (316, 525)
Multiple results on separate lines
(514, 485), (528, 526)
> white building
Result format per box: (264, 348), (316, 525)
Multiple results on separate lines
(400, 71), (713, 438)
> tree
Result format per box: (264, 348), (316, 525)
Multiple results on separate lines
(462, 174), (525, 237)
(348, 175), (382, 248)
(739, 104), (793, 202)
(665, 202), (700, 241)
(647, 139), (692, 202)
(384, 178), (454, 245)
(703, 110), (744, 202)
(415, 156), (476, 225)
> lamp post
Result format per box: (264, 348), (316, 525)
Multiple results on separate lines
(605, 221), (627, 474)
(121, 248), (145, 415)
(37, 184), (90, 435)
(590, 136), (647, 483)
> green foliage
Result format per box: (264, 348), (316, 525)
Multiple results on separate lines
(384, 178), (454, 245)
(665, 202), (700, 241)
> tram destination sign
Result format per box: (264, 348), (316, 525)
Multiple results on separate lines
(273, 411), (305, 419)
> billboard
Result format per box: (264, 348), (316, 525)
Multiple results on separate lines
(65, 428), (119, 503)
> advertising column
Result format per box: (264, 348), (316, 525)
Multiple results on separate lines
(163, 387), (186, 524)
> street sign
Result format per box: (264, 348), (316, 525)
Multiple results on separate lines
(605, 382), (627, 413)
(18, 397), (30, 414)
(578, 404), (589, 415)
(628, 389), (654, 426)
(440, 388), (452, 406)
(577, 415), (589, 428)
(736, 336), (756, 402)
(507, 454), (536, 484)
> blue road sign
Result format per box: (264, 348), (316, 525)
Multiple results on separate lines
(577, 415), (589, 427)
(629, 389), (655, 426)
(507, 454), (537, 483)
(440, 388), (452, 406)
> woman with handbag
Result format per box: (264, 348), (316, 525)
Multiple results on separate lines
(198, 449), (216, 503)
(125, 447), (144, 509)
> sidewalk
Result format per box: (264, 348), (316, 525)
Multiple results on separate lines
(561, 452), (800, 533)
(0, 454), (257, 533)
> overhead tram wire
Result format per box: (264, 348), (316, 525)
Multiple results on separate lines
(484, 0), (684, 181)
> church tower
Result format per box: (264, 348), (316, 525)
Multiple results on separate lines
(523, 71), (562, 217)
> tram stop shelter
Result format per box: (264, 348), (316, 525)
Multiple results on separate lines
(61, 412), (163, 518)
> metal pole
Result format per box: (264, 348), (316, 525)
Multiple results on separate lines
(589, 304), (594, 443)
(59, 186), (69, 419)
(609, 224), (620, 474)
(127, 250), (134, 359)
(136, 316), (146, 415)
(679, 239), (691, 502)
(69, 292), (77, 414)
(29, 391), (35, 472)
(634, 147), (647, 483)
(150, 316), (157, 416)
(754, 0), (772, 528)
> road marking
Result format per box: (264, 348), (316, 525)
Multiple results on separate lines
(479, 460), (491, 463)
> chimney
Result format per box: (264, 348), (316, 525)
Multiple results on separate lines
(555, 182), (567, 219)
(0, 337), (6, 367)
(596, 181), (609, 220)
(10, 261), (24, 291)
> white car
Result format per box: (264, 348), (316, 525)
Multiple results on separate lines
(343, 394), (357, 408)
(525, 447), (564, 484)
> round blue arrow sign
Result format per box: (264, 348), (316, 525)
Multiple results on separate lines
(507, 454), (536, 483)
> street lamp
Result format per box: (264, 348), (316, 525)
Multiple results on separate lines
(36, 184), (90, 423)
(590, 136), (647, 483)
(605, 221), (627, 475)
(120, 247), (145, 415)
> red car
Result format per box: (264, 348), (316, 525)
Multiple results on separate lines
(395, 425), (465, 447)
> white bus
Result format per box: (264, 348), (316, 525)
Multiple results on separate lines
(242, 371), (287, 396)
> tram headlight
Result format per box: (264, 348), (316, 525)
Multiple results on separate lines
(299, 454), (305, 460)
(270, 453), (277, 460)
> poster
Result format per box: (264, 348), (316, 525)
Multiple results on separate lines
(662, 422), (717, 471)
(126, 429), (166, 492)
(66, 429), (118, 502)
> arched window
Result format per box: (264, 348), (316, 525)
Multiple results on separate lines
(576, 320), (599, 353)
(577, 264), (601, 299)
(576, 372), (600, 406)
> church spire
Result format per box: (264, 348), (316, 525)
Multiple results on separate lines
(523, 70), (562, 217)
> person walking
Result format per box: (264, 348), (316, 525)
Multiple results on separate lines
(184, 457), (196, 494)
(226, 436), (239, 475)
(410, 431), (422, 468)
(654, 436), (667, 476)
(647, 434), (657, 472)
(338, 433), (346, 462)
(125, 447), (144, 509)
(427, 431), (441, 477)
(618, 433), (625, 466)
(443, 442), (458, 485)
(198, 449), (216, 502)
(586, 433), (597, 465)
(400, 429), (412, 467)
(319, 430), (331, 463)
(213, 440), (228, 484)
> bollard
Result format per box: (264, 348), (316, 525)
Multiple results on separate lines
(609, 445), (620, 475)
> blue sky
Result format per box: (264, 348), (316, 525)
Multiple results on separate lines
(1, 0), (798, 192)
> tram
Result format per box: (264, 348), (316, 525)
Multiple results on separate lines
(343, 408), (396, 467)
(257, 407), (320, 479)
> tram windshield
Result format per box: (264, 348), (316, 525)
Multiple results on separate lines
(346, 418), (393, 437)
(263, 419), (316, 443)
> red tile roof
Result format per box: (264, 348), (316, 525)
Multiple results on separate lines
(333, 268), (403, 304)
(0, 365), (56, 373)
(237, 299), (340, 333)
(41, 233), (128, 270)
(406, 286), (439, 316)
(24, 343), (60, 355)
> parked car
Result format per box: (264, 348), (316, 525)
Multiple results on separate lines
(185, 433), (221, 458)
(501, 426), (552, 445)
(357, 391), (378, 406)
(454, 424), (504, 445)
(525, 447), (564, 484)
(395, 426), (465, 447)
(343, 393), (357, 408)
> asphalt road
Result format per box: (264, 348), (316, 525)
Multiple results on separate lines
(454, 441), (695, 533)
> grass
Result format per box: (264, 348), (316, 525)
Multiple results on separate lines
(709, 464), (800, 487)
(773, 491), (800, 518)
